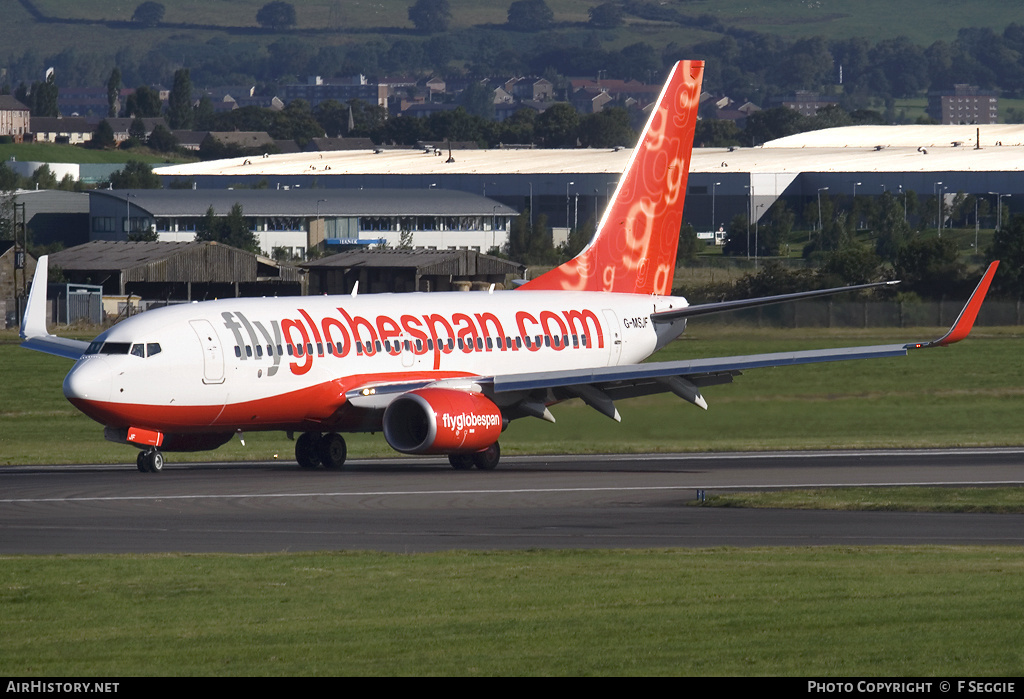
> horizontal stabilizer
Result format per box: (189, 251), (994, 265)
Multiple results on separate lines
(651, 280), (899, 323)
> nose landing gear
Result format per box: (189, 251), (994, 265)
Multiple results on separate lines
(136, 447), (164, 473)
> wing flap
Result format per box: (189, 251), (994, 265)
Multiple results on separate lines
(492, 343), (910, 395)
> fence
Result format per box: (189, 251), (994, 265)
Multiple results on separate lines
(700, 300), (1024, 328)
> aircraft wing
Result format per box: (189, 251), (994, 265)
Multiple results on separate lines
(19, 255), (90, 361)
(485, 261), (999, 421)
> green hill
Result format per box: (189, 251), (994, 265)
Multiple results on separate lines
(6, 0), (1020, 71)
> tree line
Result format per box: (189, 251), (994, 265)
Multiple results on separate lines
(7, 2), (1024, 122)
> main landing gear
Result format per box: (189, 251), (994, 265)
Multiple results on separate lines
(295, 432), (348, 470)
(448, 442), (501, 471)
(136, 447), (164, 473)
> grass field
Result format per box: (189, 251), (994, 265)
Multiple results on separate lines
(0, 143), (188, 166)
(3, 323), (1023, 676)
(698, 487), (1024, 513)
(6, 0), (1022, 78)
(2, 324), (1021, 466)
(2, 547), (1024, 675)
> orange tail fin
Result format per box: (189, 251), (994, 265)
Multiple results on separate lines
(521, 60), (704, 295)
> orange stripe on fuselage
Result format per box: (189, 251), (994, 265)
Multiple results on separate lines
(69, 370), (477, 434)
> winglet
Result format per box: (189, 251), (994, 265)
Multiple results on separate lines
(19, 255), (90, 360)
(907, 260), (999, 349)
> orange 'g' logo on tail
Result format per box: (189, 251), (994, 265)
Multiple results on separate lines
(521, 61), (704, 296)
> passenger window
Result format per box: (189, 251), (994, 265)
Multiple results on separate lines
(234, 346), (242, 358)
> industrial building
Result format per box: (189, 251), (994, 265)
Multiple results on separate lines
(154, 124), (1024, 236)
(301, 248), (525, 295)
(88, 188), (517, 258)
(47, 240), (302, 301)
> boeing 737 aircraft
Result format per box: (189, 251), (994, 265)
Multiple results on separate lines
(20, 61), (999, 472)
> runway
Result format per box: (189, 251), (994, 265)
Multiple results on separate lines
(2, 448), (1024, 554)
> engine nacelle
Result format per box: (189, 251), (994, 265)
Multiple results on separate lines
(382, 388), (503, 454)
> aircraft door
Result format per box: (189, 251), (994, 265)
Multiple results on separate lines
(602, 309), (622, 365)
(190, 319), (226, 384)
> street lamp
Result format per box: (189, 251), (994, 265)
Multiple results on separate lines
(754, 202), (766, 268)
(934, 181), (944, 237)
(125, 192), (136, 237)
(817, 187), (829, 235)
(999, 193), (1012, 231)
(566, 181), (575, 230)
(711, 181), (721, 233)
(744, 184), (752, 259)
(527, 182), (533, 230)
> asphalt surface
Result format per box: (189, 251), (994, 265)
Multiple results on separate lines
(2, 448), (1024, 554)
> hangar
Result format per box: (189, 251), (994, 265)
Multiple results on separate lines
(154, 124), (1024, 234)
(47, 240), (302, 301)
(88, 188), (517, 259)
(301, 248), (525, 294)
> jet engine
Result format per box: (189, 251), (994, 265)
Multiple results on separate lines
(382, 388), (503, 454)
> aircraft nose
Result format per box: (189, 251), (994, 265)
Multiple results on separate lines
(63, 357), (113, 404)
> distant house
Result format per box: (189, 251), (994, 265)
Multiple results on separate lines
(104, 117), (168, 144)
(568, 77), (660, 108)
(29, 116), (94, 144)
(171, 130), (207, 151)
(780, 91), (838, 117)
(927, 84), (999, 125)
(505, 77), (554, 102)
(306, 137), (376, 152)
(205, 131), (276, 151)
(57, 86), (115, 118)
(0, 95), (30, 141)
(282, 75), (390, 109)
(571, 87), (613, 114)
(0, 241), (37, 327)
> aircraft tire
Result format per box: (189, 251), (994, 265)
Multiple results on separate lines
(295, 433), (322, 469)
(143, 448), (163, 473)
(472, 442), (500, 470)
(319, 433), (347, 470)
(448, 454), (475, 470)
(136, 451), (148, 473)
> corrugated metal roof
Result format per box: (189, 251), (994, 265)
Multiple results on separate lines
(48, 240), (257, 282)
(153, 124), (1024, 178)
(91, 188), (518, 217)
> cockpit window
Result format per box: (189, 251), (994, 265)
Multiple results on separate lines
(92, 341), (161, 357)
(99, 342), (131, 355)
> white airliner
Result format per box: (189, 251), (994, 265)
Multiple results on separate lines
(21, 61), (999, 473)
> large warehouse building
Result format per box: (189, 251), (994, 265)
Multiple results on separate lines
(154, 124), (1024, 234)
